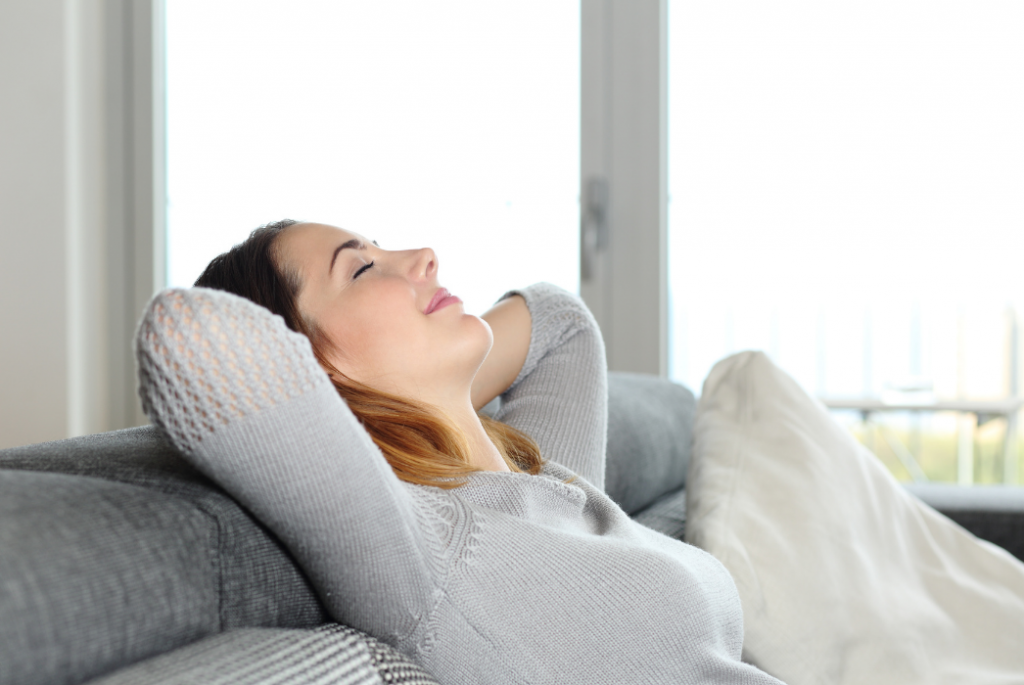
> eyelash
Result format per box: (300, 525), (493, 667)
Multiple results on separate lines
(354, 261), (375, 279)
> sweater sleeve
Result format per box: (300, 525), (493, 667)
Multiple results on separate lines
(493, 282), (609, 490)
(134, 288), (438, 646)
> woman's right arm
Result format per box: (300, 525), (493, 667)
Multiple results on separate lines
(135, 288), (437, 646)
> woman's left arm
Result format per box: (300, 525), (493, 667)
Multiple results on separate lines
(471, 294), (532, 411)
(477, 283), (609, 490)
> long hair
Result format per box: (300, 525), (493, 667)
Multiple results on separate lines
(194, 219), (543, 488)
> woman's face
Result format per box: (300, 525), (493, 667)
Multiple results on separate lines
(274, 222), (492, 406)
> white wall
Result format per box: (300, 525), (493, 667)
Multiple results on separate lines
(0, 0), (150, 450)
(0, 1), (75, 449)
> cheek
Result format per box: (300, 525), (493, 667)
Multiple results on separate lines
(336, 318), (407, 364)
(320, 293), (419, 373)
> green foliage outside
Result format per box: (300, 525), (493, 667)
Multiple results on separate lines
(842, 417), (1023, 486)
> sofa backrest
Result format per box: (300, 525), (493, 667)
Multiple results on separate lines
(605, 372), (695, 513)
(0, 428), (328, 685)
(0, 372), (695, 685)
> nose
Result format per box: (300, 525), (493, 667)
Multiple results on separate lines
(409, 247), (437, 281)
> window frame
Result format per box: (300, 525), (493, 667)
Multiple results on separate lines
(580, 0), (669, 375)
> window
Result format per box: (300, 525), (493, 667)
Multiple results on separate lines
(164, 2), (1022, 484)
(668, 2), (1024, 483)
(167, 1), (580, 315)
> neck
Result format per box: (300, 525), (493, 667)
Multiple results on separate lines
(445, 396), (510, 473)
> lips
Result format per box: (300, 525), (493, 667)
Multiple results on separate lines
(424, 287), (462, 314)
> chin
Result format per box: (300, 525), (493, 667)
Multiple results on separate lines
(433, 314), (490, 381)
(461, 314), (495, 364)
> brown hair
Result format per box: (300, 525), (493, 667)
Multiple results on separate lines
(194, 219), (543, 488)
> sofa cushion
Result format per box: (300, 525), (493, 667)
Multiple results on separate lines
(0, 424), (233, 490)
(604, 372), (695, 514)
(0, 426), (326, 627)
(0, 470), (220, 685)
(86, 625), (359, 685)
(632, 488), (687, 540)
(0, 430), (329, 685)
(85, 623), (441, 685)
(358, 625), (443, 685)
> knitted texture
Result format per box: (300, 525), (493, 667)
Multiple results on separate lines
(495, 284), (608, 490)
(135, 283), (783, 685)
(136, 287), (439, 648)
(136, 288), (327, 455)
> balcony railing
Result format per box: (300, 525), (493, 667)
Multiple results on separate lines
(821, 397), (1024, 485)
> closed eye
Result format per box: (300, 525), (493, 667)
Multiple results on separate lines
(354, 261), (375, 279)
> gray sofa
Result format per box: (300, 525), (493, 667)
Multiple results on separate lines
(2, 372), (1022, 685)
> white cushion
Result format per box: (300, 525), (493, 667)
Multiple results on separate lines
(686, 351), (1024, 685)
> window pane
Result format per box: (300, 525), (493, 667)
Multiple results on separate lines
(669, 2), (1024, 482)
(167, 1), (580, 315)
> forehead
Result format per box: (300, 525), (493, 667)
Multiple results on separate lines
(275, 222), (365, 275)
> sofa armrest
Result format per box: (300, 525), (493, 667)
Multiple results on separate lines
(629, 484), (1024, 566)
(904, 483), (1024, 562)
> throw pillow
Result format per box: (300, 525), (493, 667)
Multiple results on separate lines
(686, 351), (1024, 685)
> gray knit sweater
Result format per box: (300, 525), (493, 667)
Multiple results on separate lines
(135, 282), (783, 685)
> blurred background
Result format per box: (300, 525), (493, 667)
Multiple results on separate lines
(2, 1), (1022, 486)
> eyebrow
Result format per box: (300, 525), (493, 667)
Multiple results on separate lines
(329, 239), (365, 275)
(328, 239), (380, 275)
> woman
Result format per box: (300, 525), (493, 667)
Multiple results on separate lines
(135, 219), (784, 684)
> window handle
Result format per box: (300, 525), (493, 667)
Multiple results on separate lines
(580, 176), (609, 282)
